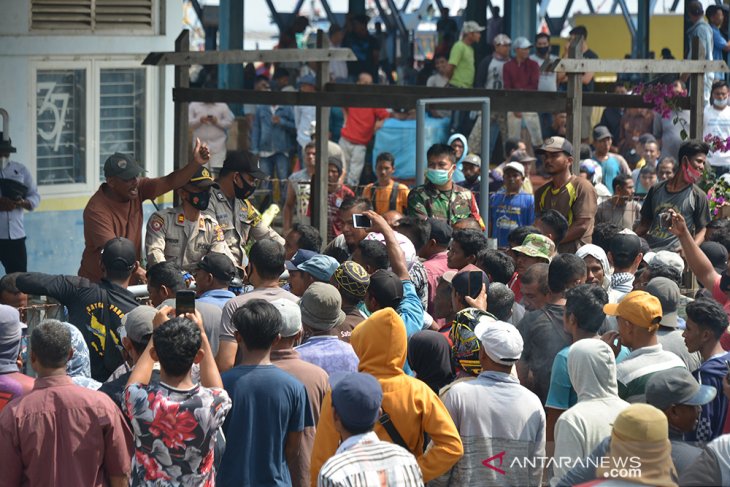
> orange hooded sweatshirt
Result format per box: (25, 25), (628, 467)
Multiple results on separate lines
(310, 308), (463, 484)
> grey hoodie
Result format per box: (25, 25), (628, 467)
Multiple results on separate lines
(550, 339), (630, 485)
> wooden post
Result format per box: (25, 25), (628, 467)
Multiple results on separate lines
(565, 36), (584, 175)
(173, 30), (190, 206)
(689, 37), (705, 139)
(311, 30), (331, 242)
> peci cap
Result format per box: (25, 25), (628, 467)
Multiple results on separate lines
(645, 250), (685, 274)
(645, 277), (680, 328)
(221, 151), (268, 179)
(0, 304), (23, 346)
(512, 36), (532, 49)
(450, 264), (489, 299)
(428, 218), (453, 246)
(473, 319), (524, 366)
(603, 290), (663, 331)
(462, 153), (482, 167)
(331, 372), (383, 431)
(121, 305), (156, 343)
(298, 254), (340, 282)
(271, 298), (302, 337)
(462, 21), (485, 34)
(369, 269), (404, 308)
(333, 261), (370, 299)
(101, 237), (136, 272)
(197, 252), (236, 283)
(700, 241), (728, 274)
(512, 234), (555, 262)
(299, 282), (346, 331)
(188, 166), (218, 189)
(592, 125), (612, 141)
(285, 249), (318, 272)
(493, 33), (511, 46)
(104, 153), (145, 180)
(503, 161), (526, 177)
(536, 136), (574, 157)
(645, 368), (717, 411)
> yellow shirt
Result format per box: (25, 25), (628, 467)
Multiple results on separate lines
(362, 181), (410, 214)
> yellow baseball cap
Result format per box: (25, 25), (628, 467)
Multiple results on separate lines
(603, 291), (662, 330)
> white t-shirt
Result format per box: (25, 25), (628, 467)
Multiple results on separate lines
(704, 104), (730, 167)
(485, 57), (509, 90)
(529, 53), (559, 92)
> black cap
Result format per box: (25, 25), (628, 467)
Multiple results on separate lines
(592, 125), (612, 141)
(198, 252), (236, 282)
(610, 231), (641, 261)
(449, 265), (489, 299)
(188, 166), (219, 189)
(221, 151), (268, 179)
(700, 241), (728, 274)
(103, 153), (145, 180)
(369, 269), (404, 308)
(0, 132), (16, 153)
(102, 237), (136, 272)
(428, 218), (453, 246)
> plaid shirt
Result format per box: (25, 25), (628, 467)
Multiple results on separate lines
(318, 431), (423, 487)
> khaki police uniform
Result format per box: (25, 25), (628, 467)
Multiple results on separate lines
(205, 188), (284, 266)
(145, 207), (235, 273)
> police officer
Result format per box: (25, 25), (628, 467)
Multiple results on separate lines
(145, 166), (235, 272)
(205, 151), (284, 266)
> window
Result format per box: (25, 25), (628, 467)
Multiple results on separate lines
(99, 69), (146, 181)
(33, 61), (153, 194)
(30, 0), (155, 33)
(36, 69), (87, 185)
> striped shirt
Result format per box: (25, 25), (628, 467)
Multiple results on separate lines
(318, 431), (424, 487)
(616, 344), (686, 403)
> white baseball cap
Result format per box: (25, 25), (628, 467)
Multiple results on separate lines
(473, 319), (523, 366)
(645, 250), (685, 274)
(503, 161), (525, 177)
(462, 21), (485, 34)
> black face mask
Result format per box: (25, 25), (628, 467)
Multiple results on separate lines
(234, 176), (256, 200)
(187, 189), (211, 211)
(536, 46), (550, 56)
(464, 174), (479, 184)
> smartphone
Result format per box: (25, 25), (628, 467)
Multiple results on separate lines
(467, 271), (484, 298)
(659, 211), (672, 229)
(176, 290), (196, 316)
(352, 214), (371, 229)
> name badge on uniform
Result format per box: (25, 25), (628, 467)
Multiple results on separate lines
(335, 197), (343, 208)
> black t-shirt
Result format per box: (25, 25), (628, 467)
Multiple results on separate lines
(343, 33), (380, 79)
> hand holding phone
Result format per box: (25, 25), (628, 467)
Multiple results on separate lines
(352, 214), (371, 229)
(176, 290), (196, 316)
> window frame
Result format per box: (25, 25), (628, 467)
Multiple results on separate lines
(30, 57), (157, 197)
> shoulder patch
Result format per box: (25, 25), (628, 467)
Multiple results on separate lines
(177, 213), (185, 225)
(215, 190), (226, 201)
(149, 214), (164, 232)
(214, 224), (224, 241)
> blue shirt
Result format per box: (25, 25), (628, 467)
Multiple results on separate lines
(219, 364), (311, 486)
(545, 343), (630, 410)
(489, 190), (535, 247)
(712, 26), (727, 68)
(197, 289), (236, 309)
(600, 156), (621, 195)
(295, 336), (359, 376)
(399, 280), (425, 376)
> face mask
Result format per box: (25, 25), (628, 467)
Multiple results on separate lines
(536, 46), (550, 56)
(187, 189), (211, 211)
(682, 160), (703, 184)
(714, 98), (728, 108)
(464, 174), (479, 184)
(426, 168), (452, 186)
(234, 176), (256, 200)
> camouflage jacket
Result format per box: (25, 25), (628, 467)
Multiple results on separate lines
(406, 182), (484, 228)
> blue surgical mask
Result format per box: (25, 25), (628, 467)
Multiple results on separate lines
(714, 98), (728, 108)
(426, 168), (452, 186)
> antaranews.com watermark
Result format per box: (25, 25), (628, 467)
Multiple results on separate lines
(483, 451), (642, 478)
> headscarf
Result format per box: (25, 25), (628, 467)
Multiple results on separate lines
(449, 308), (496, 377)
(408, 330), (455, 393)
(0, 304), (23, 374)
(576, 244), (612, 291)
(447, 133), (469, 165)
(60, 321), (102, 390)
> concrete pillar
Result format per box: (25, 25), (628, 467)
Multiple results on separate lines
(219, 0), (244, 114)
(505, 0), (537, 43)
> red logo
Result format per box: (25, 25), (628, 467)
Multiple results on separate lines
(482, 451), (507, 475)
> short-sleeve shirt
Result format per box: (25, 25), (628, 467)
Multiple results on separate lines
(219, 364), (312, 486)
(640, 180), (711, 251)
(534, 176), (597, 253)
(362, 181), (409, 214)
(490, 190), (535, 248)
(595, 199), (642, 230)
(288, 169), (312, 225)
(220, 287), (299, 342)
(123, 382), (232, 486)
(599, 156), (621, 194)
(448, 40), (475, 88)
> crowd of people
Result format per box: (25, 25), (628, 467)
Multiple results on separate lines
(3, 3), (730, 487)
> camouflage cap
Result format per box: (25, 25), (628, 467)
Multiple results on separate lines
(511, 234), (555, 262)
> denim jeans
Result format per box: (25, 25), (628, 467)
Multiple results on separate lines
(259, 152), (290, 207)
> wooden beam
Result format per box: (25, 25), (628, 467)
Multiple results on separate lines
(565, 36), (584, 175)
(312, 31), (330, 246)
(173, 31), (190, 207)
(142, 48), (356, 66)
(553, 58), (729, 74)
(689, 37), (705, 139)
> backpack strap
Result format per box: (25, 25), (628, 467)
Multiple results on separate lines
(378, 411), (409, 451)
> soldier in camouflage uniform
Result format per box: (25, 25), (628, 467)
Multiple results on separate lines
(407, 143), (484, 228)
(145, 166), (235, 273)
(205, 151), (284, 267)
